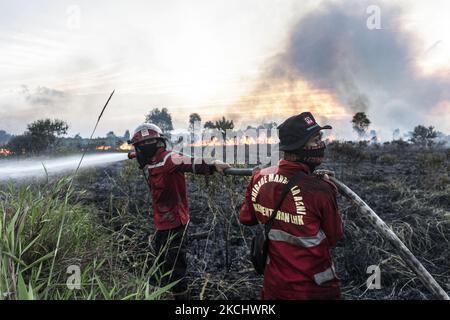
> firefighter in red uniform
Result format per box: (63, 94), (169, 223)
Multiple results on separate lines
(239, 112), (343, 300)
(129, 123), (229, 299)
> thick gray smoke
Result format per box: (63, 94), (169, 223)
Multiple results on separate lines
(21, 85), (66, 106)
(266, 1), (449, 132)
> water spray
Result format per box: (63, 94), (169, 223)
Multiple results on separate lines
(0, 153), (129, 181)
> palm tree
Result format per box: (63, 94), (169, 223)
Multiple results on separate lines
(214, 117), (234, 139)
(188, 113), (202, 133)
(351, 112), (371, 139)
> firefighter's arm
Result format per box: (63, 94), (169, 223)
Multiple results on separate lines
(171, 154), (229, 174)
(239, 178), (258, 226)
(320, 190), (343, 246)
(169, 154), (215, 174)
(210, 159), (231, 174)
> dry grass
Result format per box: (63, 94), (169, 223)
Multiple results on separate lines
(2, 145), (449, 300)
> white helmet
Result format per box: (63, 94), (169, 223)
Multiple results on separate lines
(129, 123), (164, 145)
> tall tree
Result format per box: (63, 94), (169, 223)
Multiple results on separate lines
(188, 113), (202, 133)
(6, 134), (33, 155)
(204, 121), (216, 129)
(123, 130), (130, 141)
(7, 119), (69, 154)
(258, 122), (278, 130)
(27, 119), (68, 137)
(106, 131), (117, 147)
(145, 108), (174, 133)
(28, 119), (68, 153)
(392, 128), (400, 141)
(351, 112), (371, 138)
(0, 130), (11, 146)
(214, 116), (234, 139)
(410, 125), (437, 147)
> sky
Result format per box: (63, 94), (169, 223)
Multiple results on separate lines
(0, 0), (449, 140)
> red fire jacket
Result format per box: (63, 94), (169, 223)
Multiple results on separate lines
(239, 160), (343, 300)
(146, 148), (215, 231)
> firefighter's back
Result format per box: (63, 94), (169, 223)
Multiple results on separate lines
(248, 160), (342, 300)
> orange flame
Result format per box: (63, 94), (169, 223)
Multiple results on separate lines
(96, 145), (112, 151)
(119, 142), (133, 151)
(190, 135), (279, 147)
(0, 148), (12, 156)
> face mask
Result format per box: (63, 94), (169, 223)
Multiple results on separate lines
(135, 143), (159, 168)
(293, 141), (326, 170)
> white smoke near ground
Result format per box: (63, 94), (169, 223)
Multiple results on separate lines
(0, 153), (128, 181)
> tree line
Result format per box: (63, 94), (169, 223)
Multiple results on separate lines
(351, 112), (446, 148)
(0, 109), (447, 156)
(1, 119), (131, 156)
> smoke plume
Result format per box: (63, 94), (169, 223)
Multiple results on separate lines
(228, 1), (450, 136)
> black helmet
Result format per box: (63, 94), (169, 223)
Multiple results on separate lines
(278, 112), (332, 151)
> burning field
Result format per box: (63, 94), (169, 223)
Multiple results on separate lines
(1, 142), (448, 300)
(0, 148), (12, 157)
(2, 0), (450, 304)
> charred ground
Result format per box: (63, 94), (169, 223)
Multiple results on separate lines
(75, 142), (449, 300)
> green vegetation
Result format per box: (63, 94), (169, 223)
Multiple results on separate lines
(202, 116), (235, 139)
(351, 112), (371, 138)
(0, 130), (11, 146)
(1, 142), (449, 300)
(6, 119), (68, 155)
(188, 113), (202, 133)
(145, 108), (174, 133)
(2, 119), (130, 157)
(1, 109), (449, 300)
(0, 175), (175, 300)
(410, 125), (438, 148)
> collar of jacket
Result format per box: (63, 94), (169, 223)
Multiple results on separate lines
(149, 147), (169, 164)
(278, 159), (312, 175)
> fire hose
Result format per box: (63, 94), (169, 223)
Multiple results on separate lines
(127, 151), (449, 300)
(223, 167), (450, 300)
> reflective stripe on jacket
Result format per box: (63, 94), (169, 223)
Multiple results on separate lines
(239, 160), (343, 299)
(147, 148), (215, 230)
